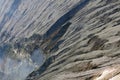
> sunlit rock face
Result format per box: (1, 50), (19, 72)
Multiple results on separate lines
(1, 0), (120, 80)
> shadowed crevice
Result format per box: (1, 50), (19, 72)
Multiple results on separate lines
(43, 0), (90, 39)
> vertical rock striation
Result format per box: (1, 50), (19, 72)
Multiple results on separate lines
(0, 0), (120, 80)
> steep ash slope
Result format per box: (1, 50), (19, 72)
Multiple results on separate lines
(0, 0), (80, 43)
(1, 0), (120, 80)
(0, 0), (86, 80)
(26, 0), (120, 80)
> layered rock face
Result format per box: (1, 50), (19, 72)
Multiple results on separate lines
(1, 0), (120, 80)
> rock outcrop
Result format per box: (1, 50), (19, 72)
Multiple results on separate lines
(0, 0), (120, 80)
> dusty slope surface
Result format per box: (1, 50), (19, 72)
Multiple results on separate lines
(0, 0), (80, 80)
(26, 0), (120, 80)
(1, 0), (120, 80)
(0, 0), (80, 43)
